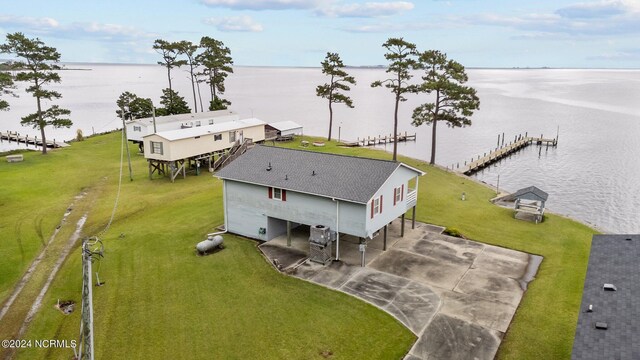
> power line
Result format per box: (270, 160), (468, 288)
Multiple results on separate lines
(76, 121), (126, 359)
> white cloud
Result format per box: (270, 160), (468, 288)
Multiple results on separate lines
(200, 0), (320, 10)
(555, 0), (634, 19)
(318, 1), (414, 18)
(467, 1), (640, 37)
(0, 15), (153, 41)
(204, 16), (264, 32)
(0, 15), (60, 33)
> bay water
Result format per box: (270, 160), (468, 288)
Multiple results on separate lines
(1, 64), (638, 233)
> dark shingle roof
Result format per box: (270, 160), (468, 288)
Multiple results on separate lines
(215, 145), (422, 203)
(571, 234), (640, 360)
(502, 186), (548, 202)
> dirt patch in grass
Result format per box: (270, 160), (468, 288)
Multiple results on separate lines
(55, 300), (75, 315)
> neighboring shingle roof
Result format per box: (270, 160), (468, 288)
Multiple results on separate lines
(215, 145), (423, 204)
(571, 234), (640, 360)
(144, 118), (266, 141)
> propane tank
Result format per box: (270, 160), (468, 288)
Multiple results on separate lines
(196, 235), (224, 254)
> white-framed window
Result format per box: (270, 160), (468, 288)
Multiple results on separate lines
(269, 187), (286, 201)
(371, 195), (383, 218)
(151, 141), (163, 155)
(229, 131), (236, 142)
(195, 121), (201, 127)
(393, 184), (405, 206)
(214, 134), (222, 141)
(273, 188), (282, 200)
(133, 126), (141, 132)
(209, 119), (214, 125)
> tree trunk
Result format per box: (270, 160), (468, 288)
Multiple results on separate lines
(190, 64), (197, 113)
(430, 119), (437, 165)
(167, 66), (173, 113)
(328, 77), (334, 141)
(35, 81), (47, 154)
(328, 97), (333, 141)
(212, 69), (217, 102)
(392, 91), (399, 161)
(196, 80), (204, 112)
(430, 92), (442, 165)
(209, 72), (214, 103)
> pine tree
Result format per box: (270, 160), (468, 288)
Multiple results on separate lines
(411, 50), (480, 165)
(371, 38), (418, 161)
(1, 33), (71, 154)
(316, 52), (356, 141)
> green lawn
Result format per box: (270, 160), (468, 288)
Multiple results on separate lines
(4, 133), (414, 360)
(1, 133), (596, 359)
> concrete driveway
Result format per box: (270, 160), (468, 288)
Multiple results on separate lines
(260, 220), (542, 360)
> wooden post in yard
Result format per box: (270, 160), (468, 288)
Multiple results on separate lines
(401, 214), (405, 237)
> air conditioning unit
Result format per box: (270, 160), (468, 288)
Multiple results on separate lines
(310, 225), (331, 246)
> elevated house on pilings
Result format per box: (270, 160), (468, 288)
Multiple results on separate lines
(126, 110), (239, 150)
(215, 145), (425, 261)
(144, 118), (266, 182)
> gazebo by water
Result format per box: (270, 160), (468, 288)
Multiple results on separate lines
(497, 186), (548, 224)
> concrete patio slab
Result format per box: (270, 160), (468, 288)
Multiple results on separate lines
(454, 268), (524, 307)
(368, 249), (472, 290)
(438, 291), (517, 333)
(258, 220), (541, 360)
(472, 244), (530, 279)
(294, 260), (363, 289)
(410, 313), (502, 360)
(259, 242), (307, 270)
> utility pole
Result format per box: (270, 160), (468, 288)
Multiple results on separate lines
(152, 106), (157, 134)
(78, 237), (104, 360)
(120, 108), (133, 181)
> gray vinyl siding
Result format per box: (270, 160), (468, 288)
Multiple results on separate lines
(365, 166), (419, 238)
(225, 180), (367, 240)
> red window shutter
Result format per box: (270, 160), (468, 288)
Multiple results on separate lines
(371, 199), (374, 219)
(393, 188), (397, 206)
(282, 189), (287, 201)
(268, 187), (273, 199)
(401, 184), (404, 201)
(380, 195), (383, 213)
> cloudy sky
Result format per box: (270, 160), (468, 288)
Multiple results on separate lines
(1, 0), (639, 68)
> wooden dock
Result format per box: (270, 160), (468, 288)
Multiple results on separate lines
(0, 131), (69, 149)
(340, 132), (417, 147)
(455, 136), (557, 175)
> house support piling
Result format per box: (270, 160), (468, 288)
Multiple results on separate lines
(383, 225), (388, 251)
(411, 206), (416, 229)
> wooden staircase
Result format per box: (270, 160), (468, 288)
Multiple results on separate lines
(213, 138), (253, 171)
